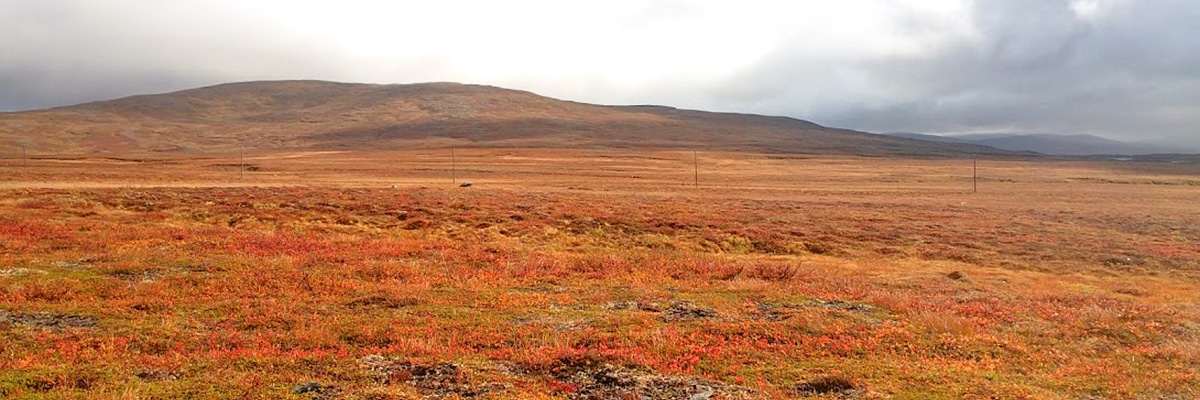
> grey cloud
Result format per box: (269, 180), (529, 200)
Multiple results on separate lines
(804, 0), (1200, 147)
(0, 66), (210, 110)
(2, 0), (1198, 149)
(0, 1), (355, 110)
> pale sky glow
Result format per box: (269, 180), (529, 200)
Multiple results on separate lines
(2, 0), (1199, 147)
(1069, 0), (1132, 20)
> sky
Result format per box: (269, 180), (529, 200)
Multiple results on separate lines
(2, 0), (1199, 147)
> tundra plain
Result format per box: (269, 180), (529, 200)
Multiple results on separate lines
(1, 149), (1199, 399)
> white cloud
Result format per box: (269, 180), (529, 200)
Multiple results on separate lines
(176, 1), (977, 94)
(1070, 0), (1132, 21)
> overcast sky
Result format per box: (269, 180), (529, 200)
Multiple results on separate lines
(2, 0), (1198, 146)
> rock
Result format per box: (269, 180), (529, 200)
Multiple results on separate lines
(291, 382), (340, 399)
(751, 302), (789, 321)
(459, 182), (473, 188)
(690, 385), (715, 400)
(292, 382), (324, 394)
(946, 271), (967, 281)
(661, 301), (718, 322)
(795, 375), (859, 396)
(357, 355), (498, 398)
(108, 268), (163, 282)
(544, 359), (757, 400)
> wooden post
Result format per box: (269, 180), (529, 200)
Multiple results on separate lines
(21, 144), (27, 170)
(972, 157), (977, 194)
(451, 148), (456, 184)
(239, 146), (245, 180)
(693, 150), (699, 187)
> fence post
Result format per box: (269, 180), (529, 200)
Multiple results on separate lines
(973, 157), (977, 193)
(693, 151), (699, 187)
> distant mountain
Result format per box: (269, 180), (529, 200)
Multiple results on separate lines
(887, 132), (1190, 156)
(0, 80), (1026, 158)
(887, 133), (975, 145)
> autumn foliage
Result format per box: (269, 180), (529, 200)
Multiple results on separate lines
(1, 153), (1199, 399)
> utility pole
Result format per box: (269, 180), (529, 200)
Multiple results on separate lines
(693, 150), (699, 187)
(21, 144), (27, 170)
(451, 148), (456, 184)
(972, 157), (978, 194)
(239, 146), (245, 180)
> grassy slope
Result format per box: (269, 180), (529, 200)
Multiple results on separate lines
(0, 81), (1017, 157)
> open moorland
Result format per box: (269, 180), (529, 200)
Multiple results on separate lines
(1, 149), (1199, 399)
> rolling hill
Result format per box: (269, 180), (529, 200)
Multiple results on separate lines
(1, 80), (1023, 157)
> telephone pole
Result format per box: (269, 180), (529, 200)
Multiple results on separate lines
(239, 146), (245, 180)
(451, 148), (456, 184)
(693, 151), (699, 187)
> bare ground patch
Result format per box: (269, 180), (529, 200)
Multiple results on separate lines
(0, 309), (99, 330)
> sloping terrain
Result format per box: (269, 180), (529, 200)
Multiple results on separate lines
(0, 80), (1019, 157)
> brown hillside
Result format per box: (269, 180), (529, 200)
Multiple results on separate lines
(0, 80), (1022, 157)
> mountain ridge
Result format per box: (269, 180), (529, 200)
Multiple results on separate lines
(2, 80), (1026, 157)
(887, 132), (1190, 156)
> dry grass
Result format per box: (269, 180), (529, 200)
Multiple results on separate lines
(0, 150), (1198, 399)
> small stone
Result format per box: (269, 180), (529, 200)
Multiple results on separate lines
(689, 385), (714, 400)
(292, 382), (323, 394)
(795, 375), (858, 395)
